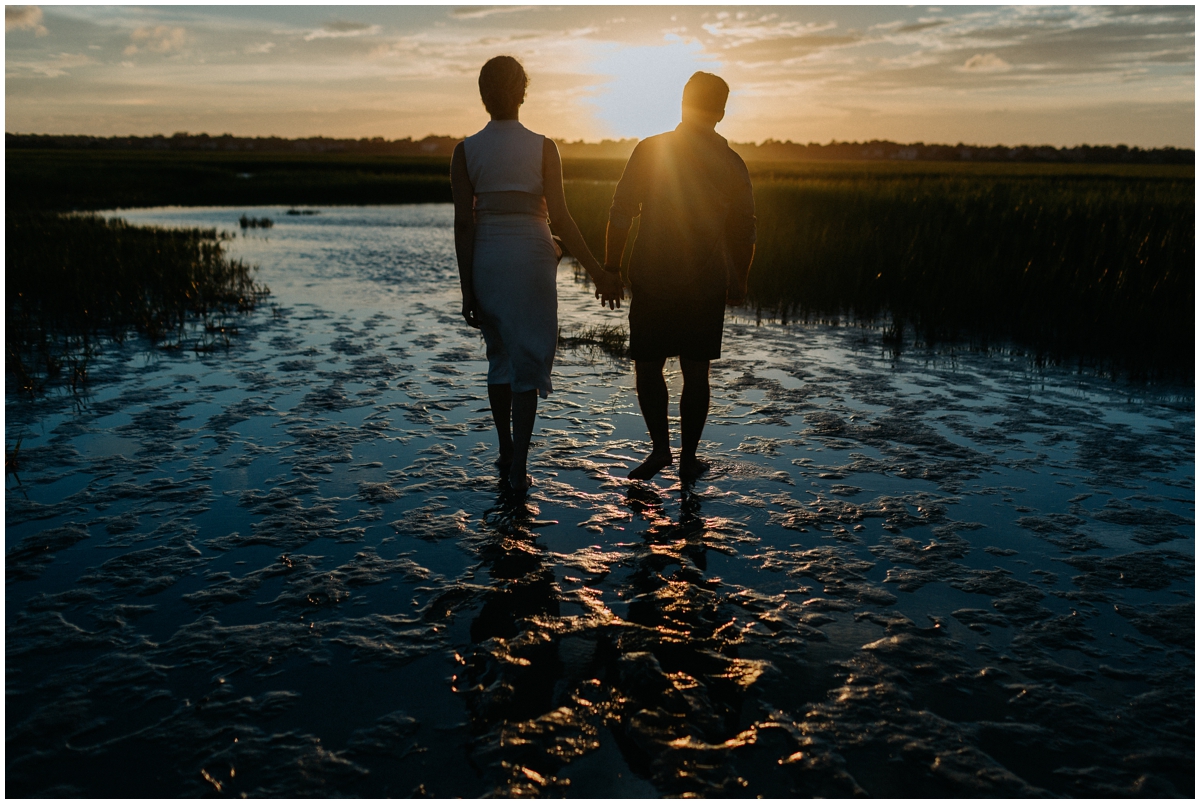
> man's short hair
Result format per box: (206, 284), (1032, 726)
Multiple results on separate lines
(479, 56), (529, 117)
(682, 72), (729, 117)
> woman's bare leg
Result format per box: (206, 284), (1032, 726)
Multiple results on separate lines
(629, 358), (673, 480)
(488, 383), (514, 469)
(509, 389), (538, 490)
(679, 358), (711, 481)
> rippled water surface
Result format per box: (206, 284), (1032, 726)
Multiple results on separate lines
(7, 205), (1194, 797)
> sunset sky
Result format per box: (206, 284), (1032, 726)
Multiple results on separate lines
(5, 4), (1195, 147)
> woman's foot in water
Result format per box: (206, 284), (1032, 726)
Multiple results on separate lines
(495, 451), (513, 476)
(507, 449), (532, 491)
(628, 448), (673, 480)
(679, 454), (711, 482)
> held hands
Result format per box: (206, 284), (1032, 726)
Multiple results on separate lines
(593, 268), (624, 310)
(461, 293), (482, 328)
(726, 279), (749, 307)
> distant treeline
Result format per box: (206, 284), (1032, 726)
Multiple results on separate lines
(4, 131), (636, 161)
(5, 131), (466, 157)
(735, 139), (1194, 165)
(7, 131), (1192, 165)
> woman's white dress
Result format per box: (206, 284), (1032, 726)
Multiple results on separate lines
(464, 120), (557, 398)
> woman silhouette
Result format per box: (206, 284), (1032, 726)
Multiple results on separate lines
(452, 56), (621, 491)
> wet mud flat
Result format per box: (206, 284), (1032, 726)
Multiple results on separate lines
(6, 206), (1194, 797)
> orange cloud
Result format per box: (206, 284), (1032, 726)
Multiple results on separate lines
(6, 6), (48, 36)
(125, 25), (186, 56)
(960, 53), (1012, 73)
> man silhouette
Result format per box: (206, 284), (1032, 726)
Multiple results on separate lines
(603, 71), (756, 481)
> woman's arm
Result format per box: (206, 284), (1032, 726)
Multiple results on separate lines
(542, 138), (623, 309)
(450, 142), (481, 327)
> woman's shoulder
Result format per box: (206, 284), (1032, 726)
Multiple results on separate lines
(465, 120), (546, 144)
(519, 123), (549, 146)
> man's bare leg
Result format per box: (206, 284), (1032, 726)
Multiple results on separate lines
(679, 358), (711, 481)
(509, 388), (538, 491)
(629, 358), (673, 480)
(488, 383), (514, 471)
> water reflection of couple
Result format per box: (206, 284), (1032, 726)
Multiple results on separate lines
(453, 56), (756, 491)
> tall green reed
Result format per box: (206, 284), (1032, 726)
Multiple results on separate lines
(7, 211), (270, 395)
(563, 172), (1194, 373)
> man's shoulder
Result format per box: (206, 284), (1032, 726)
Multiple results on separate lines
(709, 132), (745, 163)
(633, 131), (672, 153)
(727, 146), (750, 175)
(713, 137), (750, 179)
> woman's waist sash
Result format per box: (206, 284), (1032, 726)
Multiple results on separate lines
(474, 190), (548, 218)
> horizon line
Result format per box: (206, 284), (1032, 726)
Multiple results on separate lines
(7, 131), (1195, 152)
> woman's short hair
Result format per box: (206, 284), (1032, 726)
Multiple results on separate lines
(478, 56), (528, 117)
(682, 71), (729, 117)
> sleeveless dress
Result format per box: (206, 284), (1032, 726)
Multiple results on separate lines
(463, 120), (558, 398)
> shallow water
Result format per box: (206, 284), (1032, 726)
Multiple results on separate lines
(6, 205), (1194, 797)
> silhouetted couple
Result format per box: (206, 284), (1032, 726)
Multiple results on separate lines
(452, 56), (756, 491)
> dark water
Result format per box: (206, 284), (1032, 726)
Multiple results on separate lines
(6, 206), (1194, 797)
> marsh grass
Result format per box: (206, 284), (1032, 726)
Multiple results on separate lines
(8, 148), (1192, 374)
(564, 168), (1194, 374)
(557, 322), (629, 359)
(6, 437), (22, 481)
(6, 211), (270, 395)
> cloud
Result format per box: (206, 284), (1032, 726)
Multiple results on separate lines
(325, 21), (371, 33)
(304, 22), (381, 41)
(3, 5), (1191, 148)
(898, 21), (947, 34)
(7, 52), (92, 77)
(702, 18), (839, 47)
(960, 53), (1012, 72)
(6, 6), (47, 36)
(125, 25), (186, 55)
(450, 6), (534, 21)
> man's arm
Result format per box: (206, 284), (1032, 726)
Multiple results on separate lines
(725, 157), (757, 306)
(604, 141), (647, 274)
(726, 242), (755, 306)
(603, 222), (630, 274)
(450, 142), (480, 328)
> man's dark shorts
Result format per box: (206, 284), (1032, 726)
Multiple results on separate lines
(628, 288), (726, 362)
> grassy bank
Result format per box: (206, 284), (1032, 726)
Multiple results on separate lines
(8, 148), (1193, 374)
(748, 176), (1193, 359)
(6, 149), (451, 211)
(563, 167), (1194, 374)
(7, 211), (269, 395)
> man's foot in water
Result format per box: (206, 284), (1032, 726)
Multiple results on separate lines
(679, 454), (710, 482)
(507, 471), (533, 492)
(628, 449), (673, 480)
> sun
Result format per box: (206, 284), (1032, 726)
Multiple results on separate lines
(588, 35), (722, 140)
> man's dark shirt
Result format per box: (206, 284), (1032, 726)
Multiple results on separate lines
(609, 121), (756, 301)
